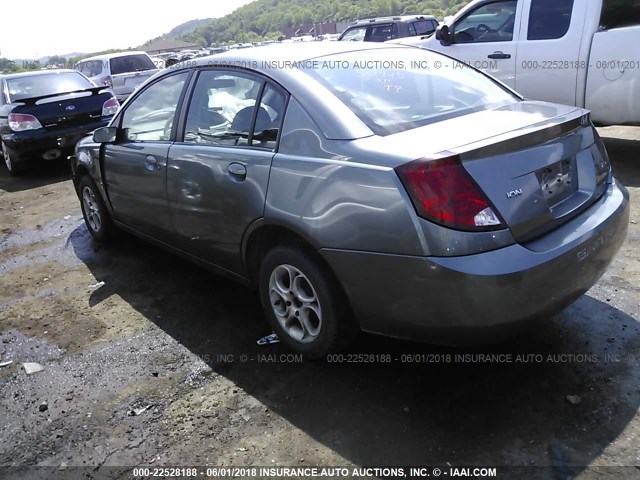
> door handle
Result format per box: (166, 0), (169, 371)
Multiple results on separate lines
(488, 52), (511, 59)
(145, 155), (159, 171)
(228, 162), (247, 180)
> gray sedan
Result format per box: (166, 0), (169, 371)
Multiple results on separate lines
(71, 42), (629, 358)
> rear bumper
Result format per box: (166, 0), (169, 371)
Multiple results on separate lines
(2, 118), (111, 158)
(321, 180), (630, 345)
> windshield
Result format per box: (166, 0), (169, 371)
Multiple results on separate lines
(110, 54), (156, 75)
(306, 48), (518, 135)
(7, 71), (95, 101)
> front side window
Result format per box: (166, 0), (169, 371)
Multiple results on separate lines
(454, 1), (517, 43)
(121, 72), (188, 142)
(340, 27), (367, 41)
(307, 49), (517, 136)
(600, 0), (640, 29)
(184, 70), (263, 147)
(528, 0), (574, 40)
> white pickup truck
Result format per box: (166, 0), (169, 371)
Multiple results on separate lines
(397, 0), (640, 125)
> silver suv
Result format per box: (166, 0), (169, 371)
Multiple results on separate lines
(75, 51), (159, 102)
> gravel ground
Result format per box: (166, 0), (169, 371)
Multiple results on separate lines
(0, 126), (639, 480)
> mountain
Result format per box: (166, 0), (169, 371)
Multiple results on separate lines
(143, 18), (215, 46)
(165, 19), (215, 38)
(182, 0), (471, 46)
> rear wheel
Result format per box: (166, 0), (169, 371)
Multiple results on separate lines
(259, 244), (358, 359)
(1, 142), (25, 176)
(78, 176), (114, 242)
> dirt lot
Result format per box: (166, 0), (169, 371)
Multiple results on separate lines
(0, 127), (639, 479)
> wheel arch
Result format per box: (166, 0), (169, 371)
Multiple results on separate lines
(242, 220), (350, 293)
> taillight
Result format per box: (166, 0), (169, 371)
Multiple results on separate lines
(8, 113), (43, 132)
(100, 75), (113, 87)
(395, 156), (503, 231)
(102, 97), (119, 117)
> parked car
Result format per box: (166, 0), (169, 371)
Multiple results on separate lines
(75, 51), (159, 102)
(393, 0), (640, 125)
(71, 43), (629, 358)
(339, 15), (439, 42)
(0, 69), (118, 175)
(165, 56), (182, 68)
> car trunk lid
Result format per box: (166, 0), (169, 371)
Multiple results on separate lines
(11, 87), (113, 131)
(372, 101), (611, 243)
(448, 106), (610, 243)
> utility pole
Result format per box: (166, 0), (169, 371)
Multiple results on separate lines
(240, 19), (246, 43)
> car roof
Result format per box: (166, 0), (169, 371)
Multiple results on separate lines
(0, 69), (81, 80)
(167, 41), (410, 70)
(349, 14), (437, 25)
(78, 51), (151, 62)
(158, 42), (425, 140)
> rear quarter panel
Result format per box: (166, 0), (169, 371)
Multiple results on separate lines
(266, 99), (425, 256)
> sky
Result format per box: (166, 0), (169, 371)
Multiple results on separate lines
(0, 0), (255, 59)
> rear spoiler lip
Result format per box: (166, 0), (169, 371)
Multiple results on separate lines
(12, 86), (112, 106)
(444, 105), (590, 161)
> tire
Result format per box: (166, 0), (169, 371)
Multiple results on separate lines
(1, 142), (26, 176)
(259, 244), (358, 359)
(78, 175), (114, 242)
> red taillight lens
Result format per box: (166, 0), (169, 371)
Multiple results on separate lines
(100, 75), (113, 87)
(102, 97), (119, 117)
(8, 113), (43, 132)
(396, 156), (503, 231)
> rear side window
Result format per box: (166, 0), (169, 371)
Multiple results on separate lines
(601, 0), (640, 29)
(110, 54), (156, 75)
(528, 0), (574, 40)
(183, 70), (263, 147)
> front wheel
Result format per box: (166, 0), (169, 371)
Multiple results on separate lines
(78, 176), (114, 242)
(259, 245), (357, 359)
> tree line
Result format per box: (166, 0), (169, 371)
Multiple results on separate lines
(184, 0), (470, 46)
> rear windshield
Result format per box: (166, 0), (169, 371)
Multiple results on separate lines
(109, 54), (156, 75)
(76, 60), (104, 77)
(306, 48), (518, 135)
(7, 72), (95, 102)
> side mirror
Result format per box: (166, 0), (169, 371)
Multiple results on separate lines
(93, 126), (117, 143)
(435, 24), (452, 46)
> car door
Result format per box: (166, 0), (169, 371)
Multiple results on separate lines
(431, 0), (521, 88)
(167, 69), (288, 274)
(515, 0), (583, 105)
(103, 71), (189, 240)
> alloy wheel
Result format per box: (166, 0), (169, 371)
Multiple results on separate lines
(82, 186), (102, 233)
(268, 264), (322, 343)
(1, 143), (11, 172)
